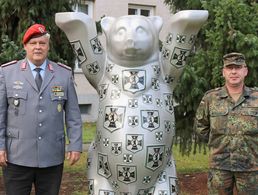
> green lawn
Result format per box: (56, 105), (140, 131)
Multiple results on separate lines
(82, 122), (209, 173)
(82, 122), (96, 144)
(173, 144), (209, 173)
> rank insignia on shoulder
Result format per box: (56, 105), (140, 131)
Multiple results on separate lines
(57, 62), (72, 71)
(205, 87), (221, 94)
(1, 60), (17, 67)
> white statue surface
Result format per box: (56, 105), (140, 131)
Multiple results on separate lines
(55, 10), (208, 195)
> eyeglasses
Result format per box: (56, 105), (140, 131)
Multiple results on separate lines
(224, 65), (246, 71)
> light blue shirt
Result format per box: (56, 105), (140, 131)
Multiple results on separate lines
(27, 59), (47, 79)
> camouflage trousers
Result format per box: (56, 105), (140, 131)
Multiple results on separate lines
(208, 169), (258, 195)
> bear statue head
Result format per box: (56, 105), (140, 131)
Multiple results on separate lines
(101, 15), (163, 67)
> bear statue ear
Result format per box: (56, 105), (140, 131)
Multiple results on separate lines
(101, 17), (116, 35)
(148, 16), (163, 33)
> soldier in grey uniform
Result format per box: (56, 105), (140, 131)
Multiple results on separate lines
(0, 24), (83, 195)
(195, 52), (258, 195)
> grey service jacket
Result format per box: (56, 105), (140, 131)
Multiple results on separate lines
(0, 59), (82, 168)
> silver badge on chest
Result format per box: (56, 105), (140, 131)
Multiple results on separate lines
(13, 99), (20, 107)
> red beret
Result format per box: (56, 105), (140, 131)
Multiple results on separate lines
(23, 24), (47, 44)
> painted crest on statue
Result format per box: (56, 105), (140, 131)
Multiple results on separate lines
(122, 70), (146, 93)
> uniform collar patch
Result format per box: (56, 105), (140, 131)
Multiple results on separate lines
(48, 63), (54, 71)
(20, 61), (27, 70)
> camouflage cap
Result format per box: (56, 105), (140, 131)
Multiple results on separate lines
(223, 52), (246, 67)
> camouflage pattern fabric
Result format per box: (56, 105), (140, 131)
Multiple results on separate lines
(195, 86), (258, 171)
(208, 169), (258, 195)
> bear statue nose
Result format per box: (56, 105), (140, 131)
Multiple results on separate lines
(126, 39), (135, 48)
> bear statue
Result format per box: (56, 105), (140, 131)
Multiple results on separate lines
(55, 10), (208, 195)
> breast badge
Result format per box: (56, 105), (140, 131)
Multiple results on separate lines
(13, 99), (20, 116)
(13, 81), (24, 90)
(13, 99), (20, 107)
(57, 103), (62, 112)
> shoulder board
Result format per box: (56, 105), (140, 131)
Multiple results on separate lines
(204, 87), (221, 95)
(250, 87), (258, 91)
(57, 62), (72, 71)
(1, 60), (17, 67)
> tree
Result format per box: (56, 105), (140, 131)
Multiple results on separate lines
(164, 0), (258, 154)
(0, 0), (78, 66)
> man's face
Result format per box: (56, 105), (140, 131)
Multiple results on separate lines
(222, 64), (248, 87)
(24, 35), (49, 66)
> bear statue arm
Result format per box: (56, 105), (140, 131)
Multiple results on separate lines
(55, 12), (105, 88)
(160, 10), (208, 89)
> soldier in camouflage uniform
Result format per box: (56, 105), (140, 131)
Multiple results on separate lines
(195, 52), (258, 195)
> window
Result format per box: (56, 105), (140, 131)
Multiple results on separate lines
(128, 4), (154, 16)
(73, 0), (93, 18)
(72, 0), (94, 71)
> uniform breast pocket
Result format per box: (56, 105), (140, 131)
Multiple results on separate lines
(241, 107), (258, 134)
(7, 91), (27, 115)
(50, 93), (67, 115)
(210, 109), (228, 134)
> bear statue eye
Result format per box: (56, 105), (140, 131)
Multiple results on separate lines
(116, 27), (126, 37)
(136, 26), (147, 35)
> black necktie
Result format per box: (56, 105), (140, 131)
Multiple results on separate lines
(34, 68), (42, 90)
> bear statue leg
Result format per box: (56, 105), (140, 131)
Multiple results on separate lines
(153, 156), (178, 195)
(87, 142), (115, 195)
(87, 142), (179, 195)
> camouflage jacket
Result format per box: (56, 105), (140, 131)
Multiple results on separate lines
(195, 86), (258, 171)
